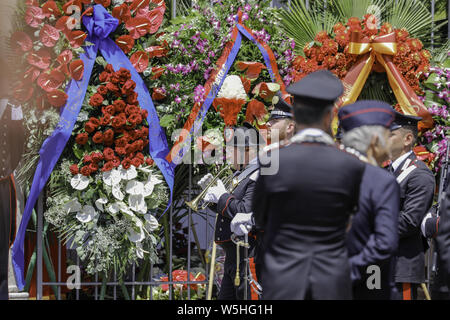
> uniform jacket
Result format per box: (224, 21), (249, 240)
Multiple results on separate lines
(393, 152), (435, 283)
(436, 180), (450, 289)
(214, 163), (259, 244)
(346, 163), (400, 299)
(253, 140), (365, 300)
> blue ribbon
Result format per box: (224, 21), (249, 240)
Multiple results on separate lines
(11, 5), (173, 290)
(171, 19), (278, 164)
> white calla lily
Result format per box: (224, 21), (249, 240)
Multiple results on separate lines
(144, 214), (159, 232)
(126, 180), (145, 195)
(112, 185), (125, 201)
(102, 169), (121, 186)
(107, 202), (120, 215)
(95, 197), (108, 212)
(70, 174), (89, 191)
(129, 194), (147, 214)
(76, 205), (96, 223)
(128, 226), (145, 243)
(64, 199), (82, 213)
(136, 242), (145, 259)
(120, 165), (138, 180)
(118, 202), (135, 217)
(143, 174), (163, 197)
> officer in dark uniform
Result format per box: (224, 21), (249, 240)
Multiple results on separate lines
(338, 100), (400, 300)
(204, 122), (262, 300)
(435, 176), (450, 296)
(0, 97), (25, 300)
(266, 92), (296, 145)
(252, 70), (366, 300)
(387, 110), (436, 300)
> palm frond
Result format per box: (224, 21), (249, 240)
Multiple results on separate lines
(329, 0), (386, 21)
(280, 0), (338, 55)
(385, 0), (436, 45)
(430, 40), (450, 65)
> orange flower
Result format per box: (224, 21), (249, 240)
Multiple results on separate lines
(333, 22), (346, 34)
(314, 30), (329, 42)
(380, 22), (393, 35)
(395, 28), (409, 42)
(240, 76), (251, 94)
(414, 146), (435, 165)
(235, 61), (266, 80)
(213, 97), (245, 126)
(245, 99), (267, 124)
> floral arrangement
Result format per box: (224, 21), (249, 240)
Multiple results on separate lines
(148, 0), (294, 137)
(148, 270), (207, 300)
(290, 15), (431, 96)
(416, 58), (450, 173)
(44, 63), (168, 277)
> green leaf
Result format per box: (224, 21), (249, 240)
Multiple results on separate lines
(160, 114), (175, 128)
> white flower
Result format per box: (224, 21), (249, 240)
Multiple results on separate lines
(95, 197), (108, 212)
(143, 174), (163, 197)
(70, 174), (89, 191)
(217, 75), (248, 100)
(126, 180), (145, 195)
(129, 194), (147, 214)
(120, 165), (138, 180)
(128, 226), (145, 243)
(144, 214), (159, 232)
(107, 202), (120, 215)
(102, 169), (121, 186)
(112, 185), (125, 201)
(136, 242), (145, 259)
(118, 202), (135, 217)
(76, 205), (96, 223)
(64, 199), (82, 213)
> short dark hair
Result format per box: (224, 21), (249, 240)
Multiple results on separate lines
(293, 97), (333, 125)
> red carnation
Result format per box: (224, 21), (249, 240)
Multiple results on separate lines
(70, 164), (79, 175)
(89, 117), (101, 126)
(140, 109), (148, 119)
(89, 93), (104, 107)
(103, 147), (115, 161)
(80, 166), (91, 177)
(92, 132), (104, 144)
(136, 152), (145, 160)
(75, 133), (89, 145)
(115, 137), (128, 148)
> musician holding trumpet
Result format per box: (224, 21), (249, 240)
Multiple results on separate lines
(198, 122), (262, 300)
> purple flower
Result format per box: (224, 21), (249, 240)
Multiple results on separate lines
(242, 13), (249, 21)
(203, 57), (211, 65)
(244, 3), (251, 11)
(194, 85), (206, 104)
(175, 96), (181, 104)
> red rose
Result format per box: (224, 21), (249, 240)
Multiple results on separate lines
(102, 105), (115, 116)
(125, 144), (134, 154)
(70, 164), (79, 175)
(101, 161), (114, 172)
(113, 99), (126, 113)
(117, 68), (131, 82)
(110, 73), (120, 84)
(100, 115), (111, 126)
(134, 140), (144, 151)
(140, 109), (148, 119)
(103, 128), (114, 142)
(106, 82), (119, 93)
(146, 158), (154, 166)
(130, 130), (140, 141)
(125, 104), (140, 116)
(75, 133), (88, 145)
(141, 127), (149, 138)
(121, 159), (131, 169)
(80, 165), (91, 176)
(112, 157), (121, 168)
(103, 147), (115, 161)
(99, 71), (111, 82)
(85, 121), (97, 133)
(97, 85), (108, 96)
(128, 113), (143, 126)
(115, 137), (128, 148)
(105, 64), (115, 73)
(89, 163), (99, 173)
(83, 154), (92, 164)
(92, 152), (104, 163)
(126, 92), (138, 105)
(89, 93), (104, 107)
(92, 131), (103, 144)
(131, 158), (142, 168)
(111, 115), (126, 129)
(136, 152), (144, 160)
(115, 146), (127, 156)
(89, 117), (101, 126)
(121, 79), (136, 95)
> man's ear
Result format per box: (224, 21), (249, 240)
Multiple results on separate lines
(403, 131), (414, 148)
(322, 109), (333, 133)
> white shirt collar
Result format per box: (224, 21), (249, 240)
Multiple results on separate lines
(392, 150), (413, 171)
(296, 128), (327, 137)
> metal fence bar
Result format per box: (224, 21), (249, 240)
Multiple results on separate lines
(36, 194), (43, 300)
(187, 165), (192, 300)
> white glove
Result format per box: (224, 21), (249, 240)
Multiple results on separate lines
(231, 212), (254, 236)
(421, 212), (433, 237)
(203, 178), (227, 204)
(197, 173), (214, 190)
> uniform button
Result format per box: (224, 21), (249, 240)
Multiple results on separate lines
(221, 219), (224, 223)
(219, 228), (222, 231)
(217, 237), (220, 240)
